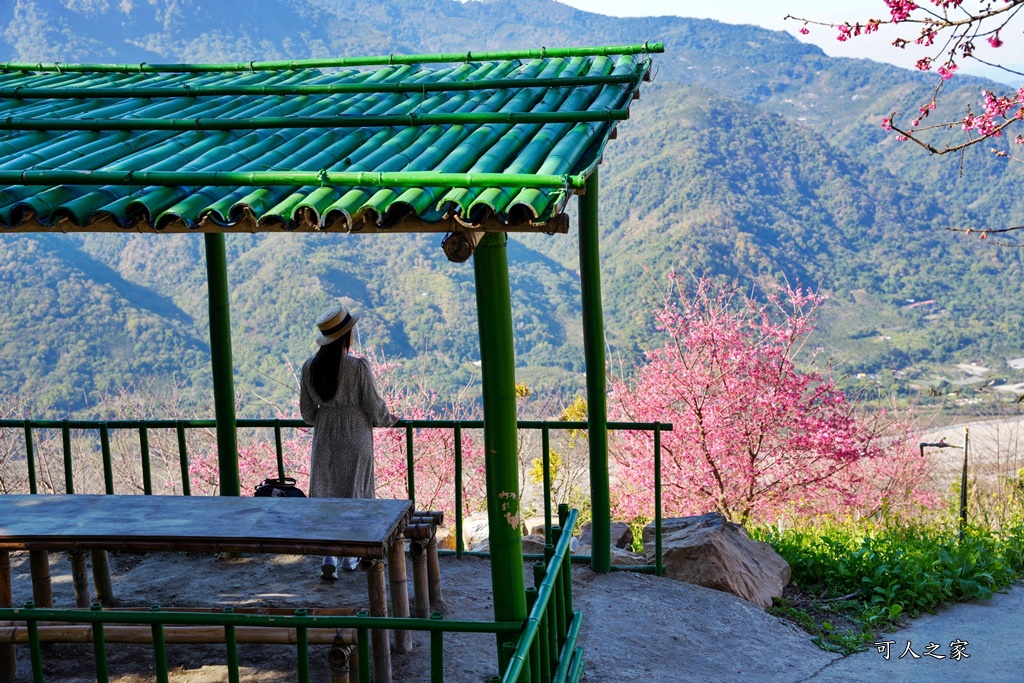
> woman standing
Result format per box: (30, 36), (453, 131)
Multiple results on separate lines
(300, 303), (398, 580)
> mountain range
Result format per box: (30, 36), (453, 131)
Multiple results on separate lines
(2, 0), (1022, 416)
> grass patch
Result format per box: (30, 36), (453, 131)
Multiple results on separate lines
(749, 516), (1024, 654)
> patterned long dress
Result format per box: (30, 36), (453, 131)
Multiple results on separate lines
(300, 353), (395, 499)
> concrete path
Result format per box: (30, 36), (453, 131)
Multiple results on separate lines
(800, 581), (1024, 683)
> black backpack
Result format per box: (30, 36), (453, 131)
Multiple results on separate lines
(253, 477), (307, 498)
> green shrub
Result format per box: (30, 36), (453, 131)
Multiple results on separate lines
(750, 516), (1024, 653)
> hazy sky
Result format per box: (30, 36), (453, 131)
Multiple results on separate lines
(549, 0), (1024, 86)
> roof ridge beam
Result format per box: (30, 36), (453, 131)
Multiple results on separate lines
(0, 43), (664, 74)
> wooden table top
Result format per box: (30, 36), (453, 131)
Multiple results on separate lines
(0, 494), (413, 558)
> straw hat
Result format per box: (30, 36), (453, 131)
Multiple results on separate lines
(315, 303), (358, 346)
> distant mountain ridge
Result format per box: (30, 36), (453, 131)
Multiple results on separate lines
(2, 0), (1022, 415)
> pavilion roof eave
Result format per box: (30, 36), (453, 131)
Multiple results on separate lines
(8, 211), (571, 235)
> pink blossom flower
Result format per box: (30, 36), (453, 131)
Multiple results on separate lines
(937, 63), (957, 80)
(881, 117), (893, 131)
(886, 0), (919, 22)
(609, 276), (935, 524)
(915, 57), (932, 71)
(799, 26), (810, 35)
(988, 33), (1004, 48)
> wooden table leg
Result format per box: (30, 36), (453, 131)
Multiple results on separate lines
(426, 536), (443, 610)
(362, 559), (391, 683)
(410, 542), (429, 619)
(387, 541), (412, 653)
(0, 551), (16, 683)
(328, 640), (353, 683)
(90, 550), (114, 605)
(69, 551), (91, 609)
(28, 550), (52, 609)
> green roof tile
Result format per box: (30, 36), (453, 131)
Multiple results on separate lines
(0, 44), (659, 234)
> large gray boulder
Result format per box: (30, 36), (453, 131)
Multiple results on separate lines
(578, 520), (634, 549)
(521, 534), (547, 555)
(574, 544), (647, 566)
(462, 511), (490, 552)
(520, 516), (547, 536)
(644, 512), (790, 609)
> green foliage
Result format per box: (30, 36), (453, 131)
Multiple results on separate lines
(529, 447), (562, 486)
(2, 2), (1024, 415)
(750, 516), (1024, 653)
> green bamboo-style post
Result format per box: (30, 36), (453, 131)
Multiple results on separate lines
(91, 603), (109, 683)
(473, 232), (528, 667)
(23, 421), (37, 494)
(139, 423), (153, 495)
(295, 608), (310, 683)
(356, 610), (371, 683)
(61, 420), (73, 494)
(578, 168), (611, 572)
(176, 421), (191, 496)
(654, 423), (664, 577)
(0, 551), (12, 683)
(454, 423), (464, 558)
(430, 612), (445, 683)
(204, 233), (240, 496)
(406, 424), (417, 506)
(273, 419), (285, 480)
(100, 423), (114, 494)
(25, 602), (42, 682)
(224, 607), (240, 683)
(150, 606), (169, 683)
(542, 424), (552, 545)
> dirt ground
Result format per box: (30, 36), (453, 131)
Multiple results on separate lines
(4, 547), (839, 682)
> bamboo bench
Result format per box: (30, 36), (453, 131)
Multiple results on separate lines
(406, 510), (444, 616)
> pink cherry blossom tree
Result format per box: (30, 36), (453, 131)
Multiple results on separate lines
(609, 275), (934, 525)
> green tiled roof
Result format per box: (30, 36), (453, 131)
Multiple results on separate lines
(0, 44), (660, 234)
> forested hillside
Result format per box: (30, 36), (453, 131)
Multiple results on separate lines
(2, 0), (1022, 415)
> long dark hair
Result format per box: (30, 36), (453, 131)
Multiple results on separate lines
(309, 330), (351, 401)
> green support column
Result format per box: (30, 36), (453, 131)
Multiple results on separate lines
(204, 233), (240, 497)
(473, 232), (528, 666)
(578, 168), (610, 573)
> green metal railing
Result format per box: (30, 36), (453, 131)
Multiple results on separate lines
(0, 411), (668, 681)
(0, 417), (669, 575)
(0, 507), (582, 683)
(0, 602), (519, 683)
(502, 506), (581, 683)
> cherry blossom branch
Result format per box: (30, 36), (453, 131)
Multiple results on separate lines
(789, 3), (1024, 155)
